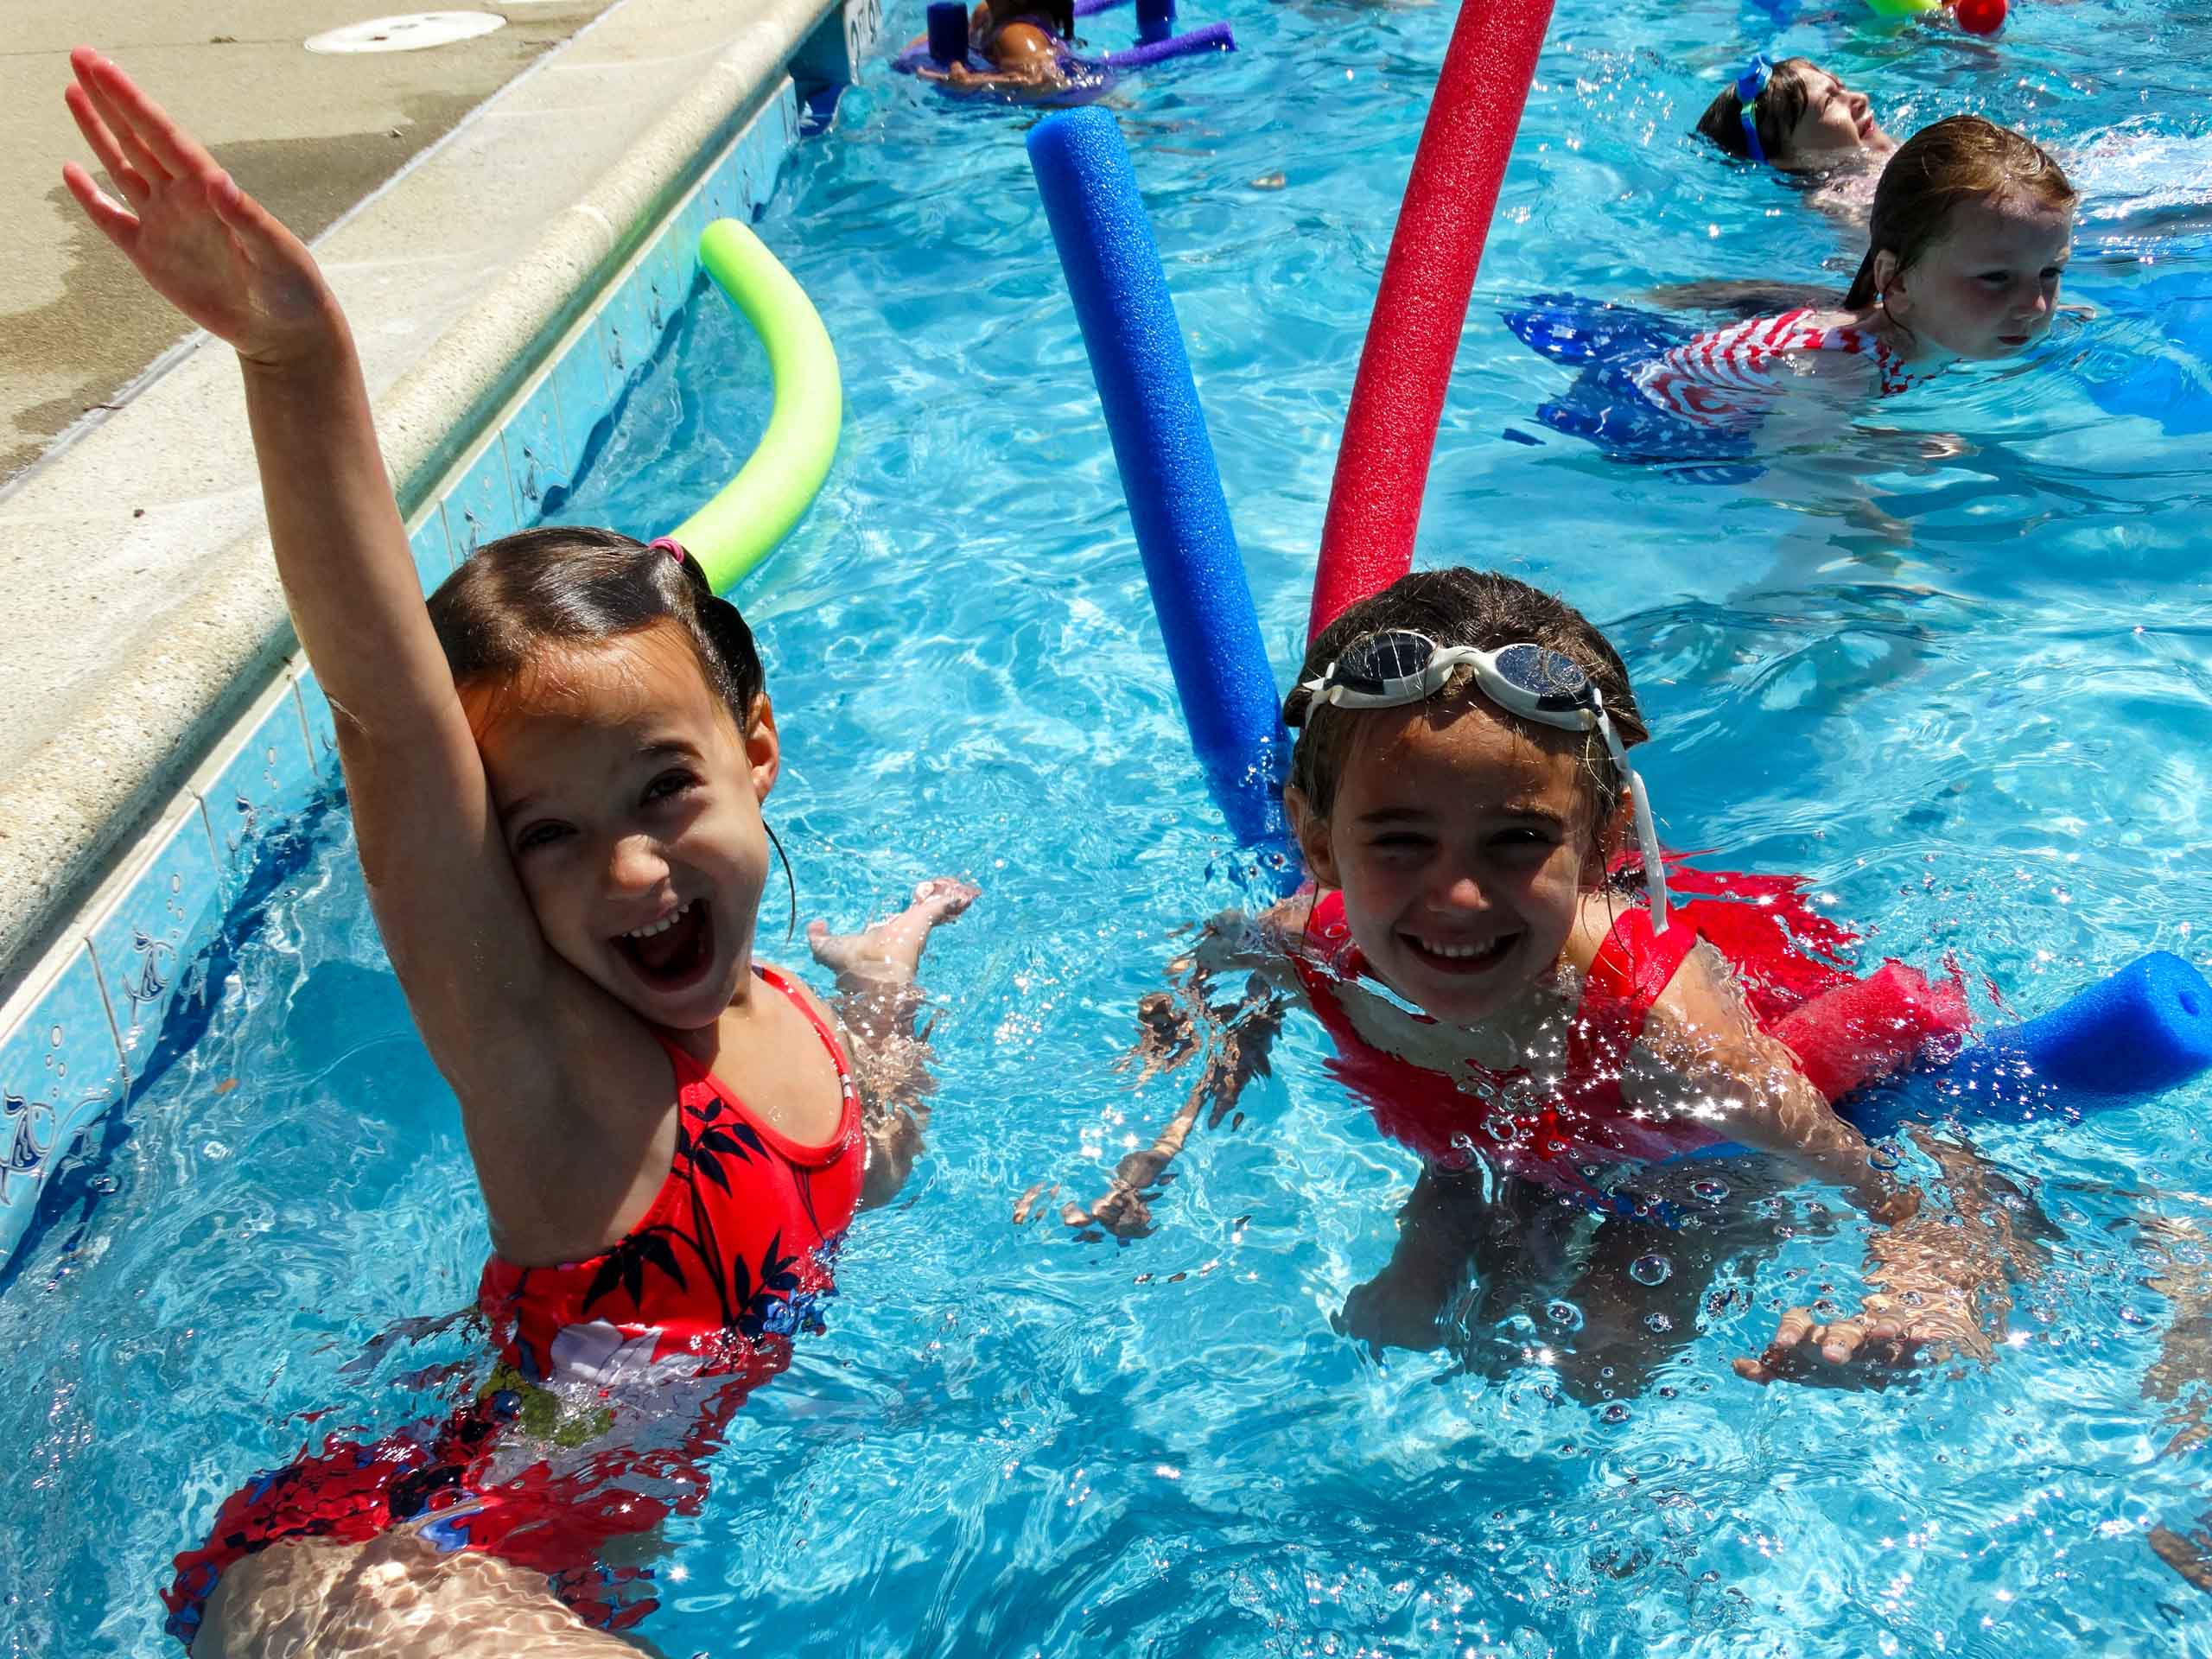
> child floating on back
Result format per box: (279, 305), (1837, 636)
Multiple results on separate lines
(1051, 569), (2041, 1396)
(1695, 53), (1897, 222)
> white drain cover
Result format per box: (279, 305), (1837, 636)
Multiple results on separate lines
(305, 11), (507, 53)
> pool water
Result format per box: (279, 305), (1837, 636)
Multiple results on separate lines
(10, 0), (2212, 1652)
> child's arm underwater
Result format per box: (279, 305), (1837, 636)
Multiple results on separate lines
(61, 55), (608, 1156)
(1049, 905), (1302, 1239)
(1629, 943), (2043, 1385)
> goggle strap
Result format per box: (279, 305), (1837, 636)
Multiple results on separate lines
(1592, 690), (1669, 932)
(1627, 766), (1671, 934)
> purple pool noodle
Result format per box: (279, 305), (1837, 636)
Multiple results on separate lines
(1073, 0), (1131, 14)
(1025, 107), (1289, 858)
(926, 0), (969, 63)
(1100, 20), (1232, 68)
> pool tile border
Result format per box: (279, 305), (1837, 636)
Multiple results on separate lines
(0, 65), (823, 1266)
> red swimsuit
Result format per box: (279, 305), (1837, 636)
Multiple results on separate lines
(1287, 866), (1969, 1199)
(163, 966), (865, 1644)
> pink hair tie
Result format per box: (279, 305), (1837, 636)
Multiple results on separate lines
(647, 537), (689, 563)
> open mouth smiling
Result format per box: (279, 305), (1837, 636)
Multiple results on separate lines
(613, 896), (717, 990)
(1402, 930), (1519, 975)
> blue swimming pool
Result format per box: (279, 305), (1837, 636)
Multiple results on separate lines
(10, 0), (2212, 1651)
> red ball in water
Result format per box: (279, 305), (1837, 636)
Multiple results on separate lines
(1955, 0), (2005, 34)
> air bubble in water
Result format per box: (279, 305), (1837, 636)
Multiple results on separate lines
(1600, 1402), (1631, 1423)
(1630, 1253), (1672, 1287)
(1545, 1299), (1584, 1332)
(1645, 1311), (1673, 1332)
(1867, 1142), (1902, 1173)
(1691, 1179), (1730, 1204)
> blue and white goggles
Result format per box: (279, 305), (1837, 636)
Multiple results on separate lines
(1289, 631), (1671, 931)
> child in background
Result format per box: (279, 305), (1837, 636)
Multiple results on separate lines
(1696, 53), (2212, 243)
(1637, 115), (2075, 427)
(60, 49), (976, 1656)
(919, 0), (1080, 94)
(1052, 569), (2038, 1397)
(1695, 53), (1897, 223)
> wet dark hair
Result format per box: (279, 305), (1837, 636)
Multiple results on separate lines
(987, 0), (1077, 42)
(427, 525), (795, 931)
(1284, 569), (1649, 836)
(1694, 56), (1817, 167)
(1843, 115), (2075, 309)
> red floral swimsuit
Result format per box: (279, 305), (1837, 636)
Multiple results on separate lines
(163, 966), (865, 1645)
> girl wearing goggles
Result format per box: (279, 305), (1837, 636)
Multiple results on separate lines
(1053, 569), (2023, 1396)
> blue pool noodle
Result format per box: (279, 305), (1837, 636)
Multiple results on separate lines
(1135, 0), (1176, 44)
(1947, 950), (2212, 1107)
(1027, 107), (1290, 857)
(1840, 950), (2212, 1138)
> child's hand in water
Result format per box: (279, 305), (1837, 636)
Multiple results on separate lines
(62, 48), (339, 369)
(1735, 1134), (2046, 1388)
(1732, 1286), (1989, 1389)
(1060, 1147), (1174, 1239)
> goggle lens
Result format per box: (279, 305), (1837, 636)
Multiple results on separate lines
(1336, 630), (1435, 696)
(1491, 642), (1591, 703)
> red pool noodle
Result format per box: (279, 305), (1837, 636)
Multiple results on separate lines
(1308, 0), (1555, 641)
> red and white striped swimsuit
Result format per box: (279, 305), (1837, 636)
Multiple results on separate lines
(1634, 308), (1921, 427)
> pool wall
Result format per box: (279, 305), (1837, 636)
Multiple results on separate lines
(0, 0), (882, 1267)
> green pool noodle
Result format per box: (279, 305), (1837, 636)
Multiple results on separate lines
(664, 219), (842, 592)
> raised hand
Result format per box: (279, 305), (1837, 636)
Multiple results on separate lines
(61, 47), (339, 369)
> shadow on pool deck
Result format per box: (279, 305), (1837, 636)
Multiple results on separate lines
(0, 0), (615, 485)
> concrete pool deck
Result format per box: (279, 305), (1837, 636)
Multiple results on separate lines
(0, 0), (870, 992)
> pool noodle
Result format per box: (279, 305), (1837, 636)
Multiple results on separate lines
(1026, 107), (1290, 855)
(1834, 950), (2212, 1138)
(1308, 0), (1554, 640)
(1101, 21), (1231, 69)
(664, 220), (842, 594)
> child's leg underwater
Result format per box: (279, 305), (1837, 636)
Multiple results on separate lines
(194, 1533), (650, 1659)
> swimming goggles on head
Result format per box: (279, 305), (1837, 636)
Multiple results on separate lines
(1734, 54), (1774, 166)
(1289, 631), (1671, 930)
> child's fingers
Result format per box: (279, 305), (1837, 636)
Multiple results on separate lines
(61, 82), (149, 205)
(73, 53), (175, 188)
(76, 48), (224, 185)
(60, 161), (138, 246)
(1817, 1317), (1869, 1363)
